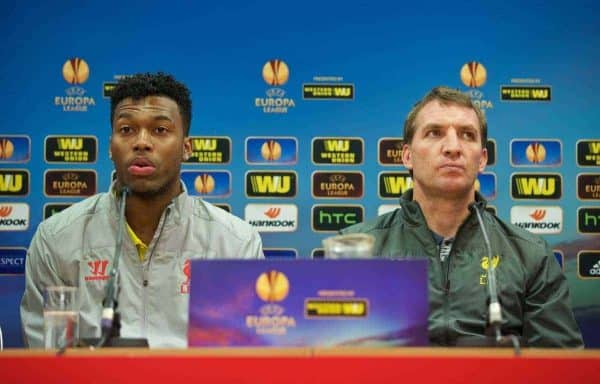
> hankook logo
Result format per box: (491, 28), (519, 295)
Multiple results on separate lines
(460, 61), (487, 88)
(312, 137), (364, 165)
(0, 170), (29, 196)
(245, 204), (298, 232)
(45, 135), (98, 163)
(62, 58), (89, 84)
(44, 170), (97, 197)
(379, 172), (412, 198)
(312, 171), (364, 198)
(0, 203), (29, 231)
(246, 171), (297, 198)
(510, 206), (562, 234)
(577, 173), (600, 200)
(577, 139), (600, 166)
(246, 137), (298, 165)
(511, 173), (562, 199)
(255, 270), (290, 302)
(530, 209), (546, 221)
(312, 205), (364, 232)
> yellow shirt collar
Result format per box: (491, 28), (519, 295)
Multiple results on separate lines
(126, 223), (148, 262)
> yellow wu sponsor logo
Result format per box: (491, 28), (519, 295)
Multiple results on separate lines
(192, 139), (217, 151)
(384, 176), (413, 194)
(57, 137), (83, 150)
(589, 142), (600, 154)
(333, 87), (351, 97)
(0, 174), (22, 192)
(515, 177), (555, 196)
(251, 175), (291, 194)
(324, 140), (349, 152)
(531, 88), (549, 99)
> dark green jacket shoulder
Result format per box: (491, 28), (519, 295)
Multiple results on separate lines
(342, 190), (583, 348)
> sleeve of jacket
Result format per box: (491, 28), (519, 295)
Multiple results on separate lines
(522, 242), (584, 348)
(239, 227), (264, 259)
(20, 222), (65, 348)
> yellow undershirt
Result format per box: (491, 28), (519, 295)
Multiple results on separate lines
(126, 223), (148, 262)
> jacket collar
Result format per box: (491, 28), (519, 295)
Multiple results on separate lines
(108, 180), (190, 227)
(398, 189), (488, 227)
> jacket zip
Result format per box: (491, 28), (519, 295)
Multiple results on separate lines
(440, 213), (475, 345)
(441, 251), (451, 345)
(141, 206), (171, 336)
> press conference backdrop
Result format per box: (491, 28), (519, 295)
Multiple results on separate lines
(0, 2), (598, 348)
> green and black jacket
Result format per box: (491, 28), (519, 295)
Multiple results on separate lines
(342, 190), (583, 348)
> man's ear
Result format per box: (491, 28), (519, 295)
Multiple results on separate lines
(182, 137), (192, 161)
(479, 147), (488, 172)
(402, 143), (413, 171)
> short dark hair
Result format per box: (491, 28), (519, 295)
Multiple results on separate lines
(403, 86), (487, 147)
(110, 72), (192, 135)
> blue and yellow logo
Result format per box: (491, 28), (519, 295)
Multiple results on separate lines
(181, 171), (231, 198)
(475, 173), (496, 201)
(511, 139), (561, 167)
(246, 137), (297, 165)
(0, 136), (30, 163)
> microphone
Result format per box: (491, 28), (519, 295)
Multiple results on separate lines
(451, 203), (522, 353)
(469, 202), (503, 342)
(466, 203), (521, 354)
(96, 186), (129, 347)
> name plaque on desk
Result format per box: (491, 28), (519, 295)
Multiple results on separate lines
(188, 259), (428, 347)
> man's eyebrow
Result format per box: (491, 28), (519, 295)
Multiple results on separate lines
(457, 124), (478, 131)
(421, 123), (443, 130)
(152, 114), (174, 122)
(114, 112), (174, 122)
(114, 111), (134, 120)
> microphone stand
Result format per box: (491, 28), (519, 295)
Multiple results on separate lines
(57, 187), (147, 354)
(96, 186), (129, 347)
(459, 204), (521, 355)
(89, 186), (147, 348)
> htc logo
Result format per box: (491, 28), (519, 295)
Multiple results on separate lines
(312, 205), (364, 232)
(578, 207), (600, 234)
